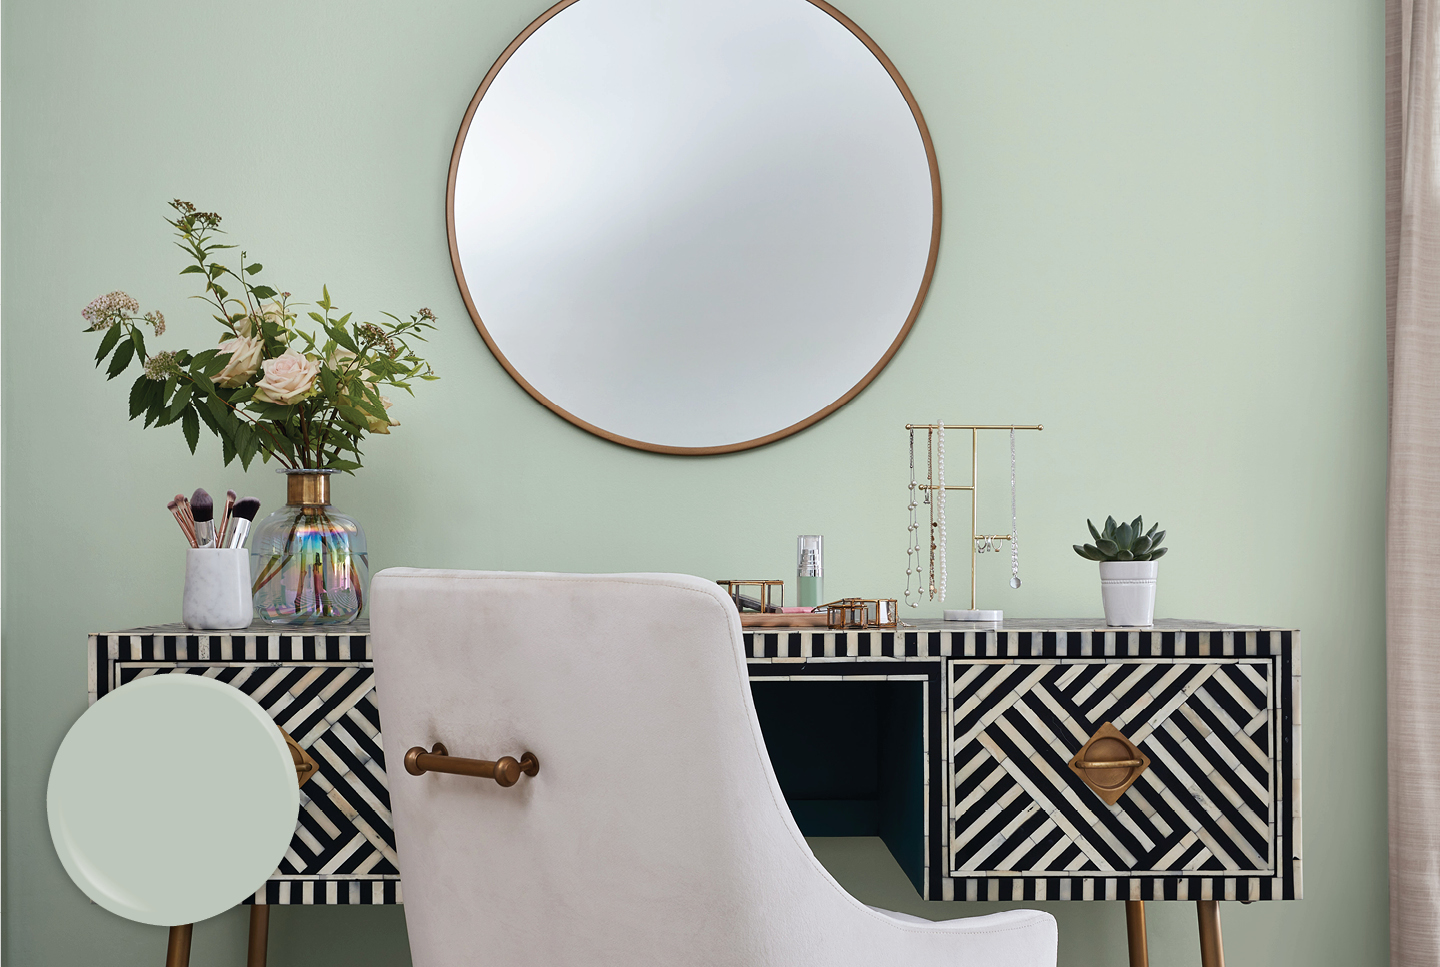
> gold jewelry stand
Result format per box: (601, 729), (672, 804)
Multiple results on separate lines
(905, 423), (1042, 618)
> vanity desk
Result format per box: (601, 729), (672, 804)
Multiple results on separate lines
(88, 617), (1298, 967)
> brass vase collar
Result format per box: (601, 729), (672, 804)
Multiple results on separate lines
(284, 470), (335, 507)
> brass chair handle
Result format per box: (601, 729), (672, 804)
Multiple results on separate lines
(403, 743), (539, 787)
(1075, 759), (1142, 769)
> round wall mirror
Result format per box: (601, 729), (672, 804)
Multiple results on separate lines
(448, 0), (940, 454)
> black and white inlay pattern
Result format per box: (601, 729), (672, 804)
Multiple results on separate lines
(949, 657), (1287, 901)
(91, 625), (401, 904)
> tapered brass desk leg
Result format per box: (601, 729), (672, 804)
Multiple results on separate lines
(1197, 900), (1225, 967)
(164, 924), (192, 967)
(247, 904), (270, 967)
(1125, 900), (1149, 967)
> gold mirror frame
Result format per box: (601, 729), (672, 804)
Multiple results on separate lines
(446, 0), (942, 455)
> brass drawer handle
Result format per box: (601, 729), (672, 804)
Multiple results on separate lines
(404, 743), (539, 787)
(1067, 722), (1150, 805)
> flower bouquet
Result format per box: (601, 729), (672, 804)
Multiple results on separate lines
(84, 199), (437, 471)
(82, 200), (439, 625)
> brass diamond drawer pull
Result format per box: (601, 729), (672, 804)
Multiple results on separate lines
(1068, 722), (1150, 805)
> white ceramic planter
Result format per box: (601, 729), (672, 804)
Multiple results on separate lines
(183, 548), (253, 630)
(1099, 560), (1158, 627)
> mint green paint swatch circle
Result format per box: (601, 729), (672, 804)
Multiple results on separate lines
(48, 674), (299, 926)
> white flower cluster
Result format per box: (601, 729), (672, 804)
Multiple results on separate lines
(143, 350), (182, 381)
(144, 310), (166, 337)
(81, 291), (140, 331)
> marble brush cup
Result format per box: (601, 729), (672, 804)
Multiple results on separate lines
(183, 548), (253, 630)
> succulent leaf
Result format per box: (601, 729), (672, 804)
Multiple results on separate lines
(1146, 522), (1159, 538)
(1149, 547), (1168, 560)
(1074, 544), (1104, 561)
(1097, 538), (1119, 556)
(1088, 519), (1101, 542)
(1150, 530), (1165, 548)
(1104, 516), (1117, 538)
(1115, 522), (1133, 549)
(1115, 549), (1135, 561)
(1132, 516), (1143, 534)
(1132, 535), (1153, 555)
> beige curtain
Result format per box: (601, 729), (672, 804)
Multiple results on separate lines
(1389, 0), (1440, 963)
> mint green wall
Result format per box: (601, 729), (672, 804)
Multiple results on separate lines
(2, 0), (1385, 964)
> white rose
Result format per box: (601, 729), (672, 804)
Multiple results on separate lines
(367, 395), (400, 434)
(327, 347), (359, 374)
(215, 335), (264, 388)
(227, 302), (255, 338)
(259, 300), (288, 331)
(253, 350), (320, 405)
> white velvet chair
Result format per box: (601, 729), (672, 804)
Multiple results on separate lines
(371, 569), (1057, 967)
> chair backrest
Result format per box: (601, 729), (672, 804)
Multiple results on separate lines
(372, 569), (1053, 967)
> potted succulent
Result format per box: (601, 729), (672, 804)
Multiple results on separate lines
(1073, 516), (1168, 627)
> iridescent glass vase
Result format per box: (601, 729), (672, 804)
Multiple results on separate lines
(250, 470), (368, 626)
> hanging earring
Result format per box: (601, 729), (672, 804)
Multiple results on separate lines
(1010, 428), (1022, 589)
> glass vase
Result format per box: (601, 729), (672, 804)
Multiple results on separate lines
(250, 470), (368, 626)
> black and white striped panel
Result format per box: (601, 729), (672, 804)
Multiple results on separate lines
(948, 658), (1287, 900)
(741, 628), (1288, 662)
(115, 660), (399, 905)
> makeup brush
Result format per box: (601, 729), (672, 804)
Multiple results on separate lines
(227, 497), (262, 549)
(168, 498), (198, 548)
(175, 493), (194, 536)
(190, 488), (216, 548)
(217, 490), (236, 549)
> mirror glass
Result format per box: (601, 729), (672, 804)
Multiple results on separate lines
(449, 0), (939, 453)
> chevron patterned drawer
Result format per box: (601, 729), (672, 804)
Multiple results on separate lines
(945, 629), (1299, 903)
(88, 624), (400, 905)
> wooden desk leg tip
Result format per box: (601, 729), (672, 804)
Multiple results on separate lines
(164, 924), (192, 967)
(248, 904), (271, 967)
(1197, 899), (1225, 967)
(1125, 899), (1149, 967)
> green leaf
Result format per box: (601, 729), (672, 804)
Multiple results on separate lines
(222, 433), (237, 467)
(165, 382), (196, 421)
(238, 425), (261, 469)
(1103, 516), (1117, 539)
(1115, 549), (1135, 561)
(245, 263), (263, 275)
(1150, 530), (1165, 548)
(227, 385), (257, 405)
(1132, 536), (1153, 556)
(251, 285), (277, 300)
(131, 328), (147, 362)
(1146, 522), (1159, 538)
(1131, 516), (1143, 535)
(329, 325), (358, 354)
(106, 339), (135, 379)
(94, 324), (123, 365)
(180, 264), (205, 275)
(194, 398), (222, 435)
(1074, 544), (1103, 561)
(181, 405), (200, 454)
(212, 283), (228, 300)
(1097, 539), (1118, 557)
(1087, 519), (1101, 542)
(320, 284), (331, 310)
(128, 376), (150, 419)
(1149, 547), (1168, 560)
(318, 367), (339, 401)
(338, 404), (371, 428)
(208, 263), (225, 279)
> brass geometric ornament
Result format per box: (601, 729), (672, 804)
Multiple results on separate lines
(1067, 721), (1150, 805)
